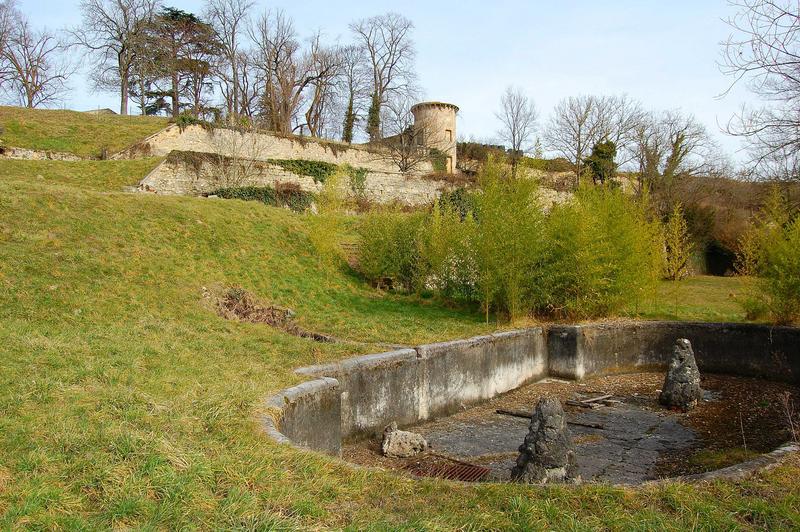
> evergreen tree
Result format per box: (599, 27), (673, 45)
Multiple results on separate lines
(584, 139), (617, 185)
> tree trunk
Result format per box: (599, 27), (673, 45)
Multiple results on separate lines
(120, 76), (129, 116)
(171, 71), (180, 118)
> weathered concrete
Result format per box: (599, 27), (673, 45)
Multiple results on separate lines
(547, 322), (800, 384)
(265, 377), (341, 455)
(417, 329), (548, 420)
(264, 321), (800, 459)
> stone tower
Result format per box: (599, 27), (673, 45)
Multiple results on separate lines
(411, 101), (458, 173)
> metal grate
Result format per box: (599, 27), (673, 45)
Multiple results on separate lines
(403, 454), (491, 482)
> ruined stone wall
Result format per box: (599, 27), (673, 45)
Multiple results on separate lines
(138, 151), (454, 206)
(115, 124), (431, 175)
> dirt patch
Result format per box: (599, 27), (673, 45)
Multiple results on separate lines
(342, 372), (800, 483)
(206, 285), (335, 343)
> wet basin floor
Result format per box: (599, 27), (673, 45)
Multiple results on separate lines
(342, 373), (800, 483)
(419, 401), (696, 484)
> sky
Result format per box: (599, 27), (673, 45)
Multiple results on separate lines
(19, 0), (756, 160)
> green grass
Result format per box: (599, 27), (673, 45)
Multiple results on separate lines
(0, 106), (168, 158)
(0, 159), (163, 191)
(1, 156), (799, 529)
(631, 275), (751, 323)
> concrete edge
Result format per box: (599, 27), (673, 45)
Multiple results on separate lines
(295, 349), (418, 378)
(675, 443), (800, 483)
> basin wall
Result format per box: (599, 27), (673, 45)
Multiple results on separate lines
(263, 322), (800, 456)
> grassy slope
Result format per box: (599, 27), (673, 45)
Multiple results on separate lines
(0, 106), (168, 158)
(0, 158), (798, 529)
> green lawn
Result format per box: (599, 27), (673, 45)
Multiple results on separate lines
(0, 106), (168, 158)
(1, 156), (798, 529)
(634, 275), (750, 323)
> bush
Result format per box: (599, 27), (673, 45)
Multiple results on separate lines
(307, 168), (347, 264)
(472, 158), (545, 321)
(662, 203), (694, 280)
(760, 218), (800, 322)
(356, 209), (425, 290)
(737, 188), (800, 323)
(211, 184), (314, 212)
(355, 162), (663, 322)
(537, 186), (661, 318)
(438, 187), (477, 220)
(522, 157), (575, 173)
(417, 199), (478, 301)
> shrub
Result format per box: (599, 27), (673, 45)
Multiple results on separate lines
(522, 157), (575, 173)
(356, 162), (662, 322)
(662, 203), (694, 280)
(416, 199), (478, 301)
(737, 188), (800, 323)
(211, 184), (314, 212)
(307, 168), (348, 264)
(760, 218), (800, 323)
(438, 187), (477, 220)
(536, 186), (662, 318)
(472, 158), (545, 321)
(356, 209), (425, 290)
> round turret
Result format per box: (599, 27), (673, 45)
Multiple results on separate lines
(411, 101), (459, 173)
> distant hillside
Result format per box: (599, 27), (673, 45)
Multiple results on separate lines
(0, 106), (168, 159)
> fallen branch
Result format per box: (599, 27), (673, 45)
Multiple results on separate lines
(495, 409), (604, 430)
(580, 394), (613, 404)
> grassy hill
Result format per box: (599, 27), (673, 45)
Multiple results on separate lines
(0, 106), (168, 158)
(0, 109), (796, 529)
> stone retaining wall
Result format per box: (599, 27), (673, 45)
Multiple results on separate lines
(0, 146), (81, 161)
(115, 124), (430, 175)
(263, 321), (800, 457)
(138, 151), (454, 205)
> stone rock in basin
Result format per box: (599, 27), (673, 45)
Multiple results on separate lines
(381, 422), (428, 458)
(659, 338), (703, 410)
(510, 397), (578, 484)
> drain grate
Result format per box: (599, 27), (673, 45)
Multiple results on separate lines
(403, 454), (491, 482)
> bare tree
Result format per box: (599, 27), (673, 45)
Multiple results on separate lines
(631, 109), (715, 208)
(595, 94), (646, 166)
(338, 44), (369, 143)
(251, 11), (342, 136)
(204, 0), (253, 119)
(73, 0), (160, 115)
(236, 49), (264, 120)
(350, 12), (416, 141)
(543, 94), (646, 186)
(302, 35), (342, 137)
(721, 0), (800, 180)
(543, 95), (608, 186)
(378, 94), (442, 173)
(0, 1), (13, 56)
(495, 86), (538, 177)
(0, 7), (73, 108)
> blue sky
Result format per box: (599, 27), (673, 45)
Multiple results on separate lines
(19, 0), (754, 158)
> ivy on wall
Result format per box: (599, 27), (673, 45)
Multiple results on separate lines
(166, 150), (370, 186)
(210, 184), (315, 212)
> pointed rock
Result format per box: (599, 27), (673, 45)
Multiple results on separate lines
(659, 338), (703, 410)
(510, 397), (578, 484)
